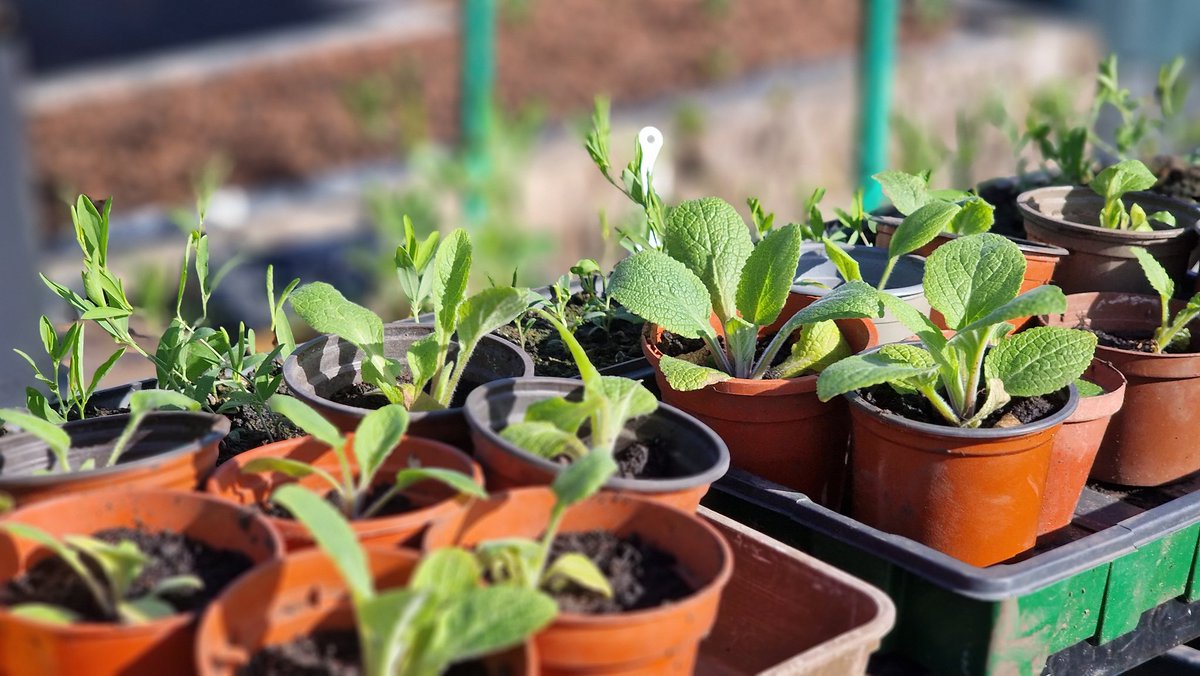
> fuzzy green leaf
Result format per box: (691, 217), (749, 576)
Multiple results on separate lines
(956, 285), (1067, 335)
(456, 286), (532, 350)
(544, 552), (613, 597)
(128, 390), (200, 415)
(239, 457), (342, 493)
(596, 376), (658, 422)
(889, 201), (960, 259)
(925, 233), (1024, 330)
(267, 395), (345, 450)
(873, 170), (930, 216)
(984, 327), (1097, 397)
(816, 352), (937, 402)
(432, 229), (472, 336)
(1089, 159), (1158, 200)
(736, 223), (802, 325)
(501, 421), (590, 461)
(776, 280), (883, 330)
(392, 467), (485, 499)
(821, 237), (863, 283)
(1076, 378), (1105, 397)
(290, 282), (383, 349)
(551, 449), (618, 507)
(659, 354), (732, 391)
(271, 485), (373, 601)
(352, 405), (409, 488)
(609, 250), (713, 339)
(410, 547), (482, 597)
(525, 396), (602, 435)
(769, 320), (850, 379)
(948, 198), (994, 235)
(437, 586), (557, 664)
(663, 197), (753, 321)
(1131, 247), (1174, 302)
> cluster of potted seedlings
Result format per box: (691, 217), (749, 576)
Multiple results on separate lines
(3, 53), (1200, 674)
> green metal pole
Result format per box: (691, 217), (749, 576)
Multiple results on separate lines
(461, 0), (495, 224)
(858, 0), (900, 211)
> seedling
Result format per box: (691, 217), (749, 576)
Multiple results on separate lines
(872, 170), (995, 289)
(817, 234), (1096, 428)
(608, 197), (882, 391)
(241, 395), (484, 519)
(0, 522), (202, 625)
(15, 318), (124, 423)
(393, 214), (441, 319)
(289, 230), (531, 411)
(1131, 248), (1200, 353)
(584, 96), (667, 251)
(270, 484), (557, 676)
(0, 390), (200, 473)
(1089, 159), (1176, 231)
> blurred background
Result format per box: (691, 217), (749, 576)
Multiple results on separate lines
(1, 0), (1198, 403)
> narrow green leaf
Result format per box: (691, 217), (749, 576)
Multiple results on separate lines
(821, 237), (863, 283)
(0, 409), (71, 469)
(736, 223), (802, 326)
(551, 449), (618, 507)
(239, 457), (342, 492)
(873, 170), (931, 216)
(128, 390), (201, 415)
(352, 405), (409, 488)
(268, 395), (344, 449)
(271, 485), (374, 601)
(456, 287), (533, 350)
(10, 604), (80, 625)
(410, 547), (482, 596)
(816, 353), (937, 402)
(1131, 247), (1174, 302)
(888, 201), (960, 259)
(392, 467), (485, 498)
(432, 229), (473, 336)
(501, 421), (590, 461)
(659, 354), (732, 391)
(544, 552), (613, 597)
(80, 307), (131, 321)
(289, 282), (384, 350)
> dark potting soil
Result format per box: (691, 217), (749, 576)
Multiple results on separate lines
(862, 384), (1068, 428)
(0, 527), (253, 622)
(1084, 326), (1194, 354)
(218, 403), (304, 465)
(550, 435), (677, 480)
(974, 175), (1055, 240)
(262, 484), (415, 521)
(1151, 155), (1200, 204)
(659, 330), (793, 371)
(329, 377), (481, 411)
(240, 629), (501, 676)
(495, 294), (646, 377)
(546, 531), (693, 615)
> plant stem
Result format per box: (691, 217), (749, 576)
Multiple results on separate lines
(532, 505), (567, 589)
(960, 334), (990, 419)
(105, 412), (147, 467)
(920, 386), (962, 426)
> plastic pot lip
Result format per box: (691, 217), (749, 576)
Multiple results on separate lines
(1068, 358), (1127, 422)
(872, 215), (1072, 258)
(0, 488), (279, 636)
(792, 242), (926, 300)
(281, 321), (535, 423)
(842, 345), (1079, 441)
(1041, 291), (1200, 361)
(1016, 185), (1200, 240)
(463, 377), (730, 493)
(0, 411), (229, 488)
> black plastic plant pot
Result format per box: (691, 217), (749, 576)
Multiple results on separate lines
(463, 377), (729, 513)
(0, 411), (229, 507)
(282, 322), (534, 449)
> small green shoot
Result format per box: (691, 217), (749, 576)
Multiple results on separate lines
(1089, 159), (1176, 231)
(1131, 247), (1200, 353)
(584, 97), (667, 251)
(394, 215), (441, 319)
(15, 318), (125, 424)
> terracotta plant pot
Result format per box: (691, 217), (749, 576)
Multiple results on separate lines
(0, 412), (228, 507)
(463, 377), (729, 512)
(424, 488), (733, 675)
(1017, 186), (1200, 295)
(195, 547), (535, 675)
(845, 381), (1078, 567)
(282, 322), (534, 448)
(206, 433), (483, 549)
(1037, 359), (1127, 534)
(1040, 292), (1200, 486)
(792, 243), (930, 344)
(0, 489), (282, 676)
(643, 293), (877, 506)
(873, 218), (1068, 330)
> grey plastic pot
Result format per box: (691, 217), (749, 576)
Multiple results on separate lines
(793, 243), (930, 344)
(0, 411), (229, 506)
(463, 377), (729, 512)
(1017, 186), (1200, 295)
(282, 322), (533, 449)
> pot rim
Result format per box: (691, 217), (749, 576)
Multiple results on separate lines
(793, 242), (926, 299)
(281, 321), (534, 422)
(843, 345), (1079, 440)
(0, 411), (229, 488)
(1041, 291), (1200, 360)
(1016, 185), (1200, 239)
(0, 488), (280, 635)
(873, 216), (1072, 258)
(463, 377), (730, 493)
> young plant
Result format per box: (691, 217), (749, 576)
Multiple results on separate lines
(394, 214), (441, 319)
(241, 395), (484, 519)
(271, 484), (556, 676)
(0, 390), (201, 473)
(569, 258), (637, 335)
(290, 229), (531, 410)
(1131, 247), (1200, 353)
(871, 170), (996, 289)
(15, 318), (125, 423)
(817, 234), (1096, 428)
(1089, 159), (1177, 231)
(584, 96), (667, 251)
(608, 197), (882, 390)
(0, 523), (202, 625)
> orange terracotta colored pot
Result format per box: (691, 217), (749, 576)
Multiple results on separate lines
(846, 385), (1077, 567)
(424, 488), (733, 675)
(1038, 359), (1126, 534)
(0, 412), (228, 507)
(1040, 292), (1200, 486)
(875, 220), (1067, 330)
(0, 489), (282, 676)
(643, 293), (877, 506)
(195, 547), (535, 675)
(205, 433), (483, 550)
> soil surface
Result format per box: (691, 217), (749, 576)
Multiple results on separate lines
(329, 377), (480, 410)
(546, 530), (693, 615)
(1085, 326), (1193, 354)
(550, 435), (678, 480)
(659, 329), (792, 371)
(0, 527), (254, 622)
(862, 384), (1067, 428)
(219, 402), (304, 465)
(241, 629), (498, 676)
(263, 484), (415, 521)
(494, 293), (645, 376)
(1151, 155), (1200, 204)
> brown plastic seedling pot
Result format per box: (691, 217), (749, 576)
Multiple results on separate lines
(642, 293), (877, 506)
(0, 412), (228, 507)
(1038, 359), (1127, 534)
(845, 386), (1077, 567)
(282, 322), (534, 449)
(194, 547), (535, 675)
(1017, 186), (1200, 295)
(1041, 292), (1200, 486)
(0, 489), (283, 676)
(424, 488), (734, 675)
(463, 377), (729, 513)
(205, 433), (483, 550)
